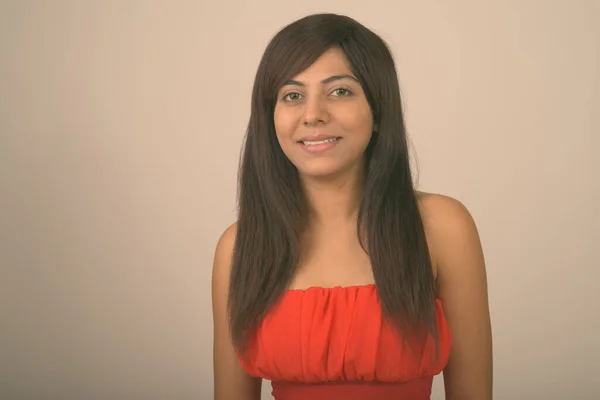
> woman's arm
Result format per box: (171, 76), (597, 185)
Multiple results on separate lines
(423, 194), (493, 399)
(212, 223), (262, 400)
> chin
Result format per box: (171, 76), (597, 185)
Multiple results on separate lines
(295, 161), (347, 180)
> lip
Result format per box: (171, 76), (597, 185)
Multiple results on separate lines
(297, 134), (340, 143)
(297, 136), (341, 154)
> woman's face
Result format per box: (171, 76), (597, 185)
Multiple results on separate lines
(274, 47), (375, 180)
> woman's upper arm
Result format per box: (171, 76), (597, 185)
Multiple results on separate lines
(212, 223), (262, 400)
(425, 195), (493, 400)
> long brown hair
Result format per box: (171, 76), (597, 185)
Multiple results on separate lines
(228, 13), (438, 352)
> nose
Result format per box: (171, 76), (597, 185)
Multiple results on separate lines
(303, 95), (330, 126)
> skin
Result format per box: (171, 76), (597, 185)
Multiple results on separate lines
(212, 223), (261, 400)
(421, 193), (493, 399)
(212, 47), (492, 399)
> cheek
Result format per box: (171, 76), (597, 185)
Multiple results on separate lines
(339, 105), (373, 136)
(273, 108), (297, 139)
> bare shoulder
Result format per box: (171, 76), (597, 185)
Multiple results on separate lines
(212, 222), (238, 283)
(212, 222), (237, 317)
(416, 191), (493, 398)
(211, 223), (237, 328)
(416, 191), (477, 233)
(216, 222), (238, 256)
(415, 191), (481, 268)
(212, 222), (262, 399)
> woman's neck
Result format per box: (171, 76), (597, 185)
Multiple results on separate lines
(300, 166), (365, 229)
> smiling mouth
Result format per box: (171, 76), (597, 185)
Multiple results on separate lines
(299, 137), (342, 146)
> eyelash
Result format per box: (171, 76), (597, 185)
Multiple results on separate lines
(281, 88), (353, 102)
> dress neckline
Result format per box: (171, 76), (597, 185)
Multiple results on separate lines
(285, 283), (377, 293)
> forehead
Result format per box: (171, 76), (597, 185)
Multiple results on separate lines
(290, 47), (353, 80)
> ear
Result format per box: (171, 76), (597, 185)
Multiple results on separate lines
(373, 123), (379, 133)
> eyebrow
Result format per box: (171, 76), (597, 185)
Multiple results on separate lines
(282, 74), (359, 87)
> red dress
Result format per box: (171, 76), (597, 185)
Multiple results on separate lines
(238, 284), (452, 399)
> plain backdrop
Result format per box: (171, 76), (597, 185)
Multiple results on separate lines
(1, 1), (598, 399)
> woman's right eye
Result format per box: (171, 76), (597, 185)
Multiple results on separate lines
(282, 92), (302, 102)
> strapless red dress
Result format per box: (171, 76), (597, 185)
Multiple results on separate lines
(238, 284), (452, 399)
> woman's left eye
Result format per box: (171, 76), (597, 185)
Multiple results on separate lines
(331, 88), (351, 96)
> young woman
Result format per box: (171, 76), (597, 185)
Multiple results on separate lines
(212, 13), (492, 400)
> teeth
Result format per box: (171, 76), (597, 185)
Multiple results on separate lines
(302, 137), (339, 145)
